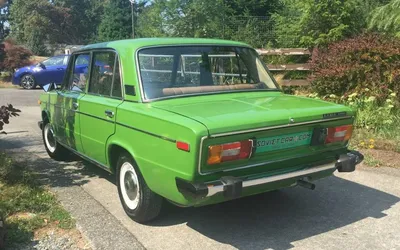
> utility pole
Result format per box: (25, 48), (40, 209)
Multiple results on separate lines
(129, 0), (135, 39)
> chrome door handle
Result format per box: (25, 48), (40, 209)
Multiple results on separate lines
(72, 102), (79, 109)
(105, 110), (114, 118)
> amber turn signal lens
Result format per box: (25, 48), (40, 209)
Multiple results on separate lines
(207, 145), (223, 164)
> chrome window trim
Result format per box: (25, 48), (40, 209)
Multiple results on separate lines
(197, 116), (354, 175)
(134, 44), (281, 103)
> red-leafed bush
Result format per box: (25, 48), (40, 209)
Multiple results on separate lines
(0, 38), (33, 72)
(309, 33), (400, 99)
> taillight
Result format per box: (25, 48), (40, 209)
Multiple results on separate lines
(325, 125), (353, 144)
(207, 140), (253, 165)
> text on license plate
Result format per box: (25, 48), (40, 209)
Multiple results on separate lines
(256, 131), (313, 153)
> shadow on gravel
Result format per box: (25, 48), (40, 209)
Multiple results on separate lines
(150, 176), (400, 250)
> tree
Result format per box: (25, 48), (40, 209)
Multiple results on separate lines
(0, 0), (12, 40)
(369, 0), (400, 37)
(273, 0), (386, 48)
(98, 0), (147, 42)
(9, 0), (71, 54)
(54, 0), (105, 43)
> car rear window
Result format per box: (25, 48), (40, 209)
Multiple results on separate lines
(138, 46), (278, 100)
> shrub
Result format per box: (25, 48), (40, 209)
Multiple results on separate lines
(0, 39), (33, 72)
(308, 88), (399, 133)
(0, 104), (21, 134)
(309, 33), (400, 97)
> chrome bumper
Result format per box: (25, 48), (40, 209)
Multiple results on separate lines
(176, 151), (364, 200)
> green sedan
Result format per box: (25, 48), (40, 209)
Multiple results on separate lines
(38, 38), (364, 223)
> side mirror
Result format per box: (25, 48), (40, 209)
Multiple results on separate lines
(43, 82), (58, 92)
(37, 63), (46, 69)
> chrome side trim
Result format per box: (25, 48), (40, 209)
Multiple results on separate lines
(197, 116), (353, 175)
(206, 162), (336, 197)
(77, 110), (115, 124)
(116, 122), (176, 143)
(57, 141), (112, 173)
(210, 116), (353, 138)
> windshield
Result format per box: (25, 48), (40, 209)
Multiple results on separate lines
(138, 46), (278, 100)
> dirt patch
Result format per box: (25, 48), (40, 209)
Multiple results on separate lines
(34, 225), (91, 250)
(360, 149), (400, 168)
(0, 81), (17, 88)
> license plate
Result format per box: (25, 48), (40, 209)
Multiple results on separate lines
(256, 131), (313, 153)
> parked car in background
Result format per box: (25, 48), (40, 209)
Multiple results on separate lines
(38, 38), (364, 223)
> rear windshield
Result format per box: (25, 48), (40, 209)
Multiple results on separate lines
(137, 46), (278, 100)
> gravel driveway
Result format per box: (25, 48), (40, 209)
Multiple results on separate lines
(1, 88), (400, 250)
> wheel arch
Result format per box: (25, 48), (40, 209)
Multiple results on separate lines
(107, 142), (138, 175)
(41, 110), (51, 123)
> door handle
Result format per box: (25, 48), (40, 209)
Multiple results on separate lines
(105, 110), (114, 118)
(72, 102), (79, 109)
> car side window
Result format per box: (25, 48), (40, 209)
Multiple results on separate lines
(112, 56), (122, 98)
(88, 51), (122, 98)
(64, 53), (91, 92)
(42, 56), (65, 67)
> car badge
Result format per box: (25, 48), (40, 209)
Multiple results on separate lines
(290, 118), (295, 124)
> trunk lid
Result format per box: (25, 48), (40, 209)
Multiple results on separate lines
(151, 92), (353, 135)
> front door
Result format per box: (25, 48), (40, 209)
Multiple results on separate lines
(79, 50), (123, 166)
(51, 53), (91, 152)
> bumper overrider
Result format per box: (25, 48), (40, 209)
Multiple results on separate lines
(176, 150), (364, 200)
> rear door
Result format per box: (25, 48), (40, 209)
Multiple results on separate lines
(79, 50), (123, 165)
(51, 53), (90, 152)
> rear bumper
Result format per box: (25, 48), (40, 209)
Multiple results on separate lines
(176, 150), (364, 200)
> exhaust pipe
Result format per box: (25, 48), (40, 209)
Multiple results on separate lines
(297, 179), (316, 190)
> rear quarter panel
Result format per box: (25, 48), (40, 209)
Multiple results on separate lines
(107, 101), (209, 204)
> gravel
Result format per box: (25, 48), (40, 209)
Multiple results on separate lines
(9, 232), (88, 250)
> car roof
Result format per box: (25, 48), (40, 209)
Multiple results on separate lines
(78, 38), (252, 52)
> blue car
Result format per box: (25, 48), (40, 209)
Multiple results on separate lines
(12, 54), (91, 89)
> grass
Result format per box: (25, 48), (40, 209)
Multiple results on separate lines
(363, 153), (384, 167)
(0, 152), (75, 247)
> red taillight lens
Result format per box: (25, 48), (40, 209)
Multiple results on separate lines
(325, 125), (353, 144)
(207, 140), (253, 165)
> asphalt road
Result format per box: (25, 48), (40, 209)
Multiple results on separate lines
(1, 88), (400, 250)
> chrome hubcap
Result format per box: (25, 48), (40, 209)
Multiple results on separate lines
(44, 124), (56, 153)
(21, 75), (34, 88)
(120, 162), (140, 210)
(124, 171), (138, 201)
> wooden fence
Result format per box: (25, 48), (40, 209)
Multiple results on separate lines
(256, 48), (311, 87)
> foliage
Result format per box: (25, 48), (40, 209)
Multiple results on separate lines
(309, 33), (400, 97)
(0, 104), (21, 134)
(136, 0), (281, 47)
(369, 0), (400, 37)
(0, 39), (32, 72)
(273, 0), (386, 48)
(98, 0), (147, 42)
(308, 88), (399, 132)
(8, 0), (71, 53)
(0, 0), (12, 40)
(54, 0), (105, 43)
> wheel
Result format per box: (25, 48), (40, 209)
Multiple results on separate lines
(116, 153), (163, 223)
(20, 74), (36, 89)
(42, 121), (70, 161)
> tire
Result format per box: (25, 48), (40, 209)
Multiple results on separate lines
(42, 121), (71, 161)
(20, 74), (36, 89)
(116, 153), (163, 223)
